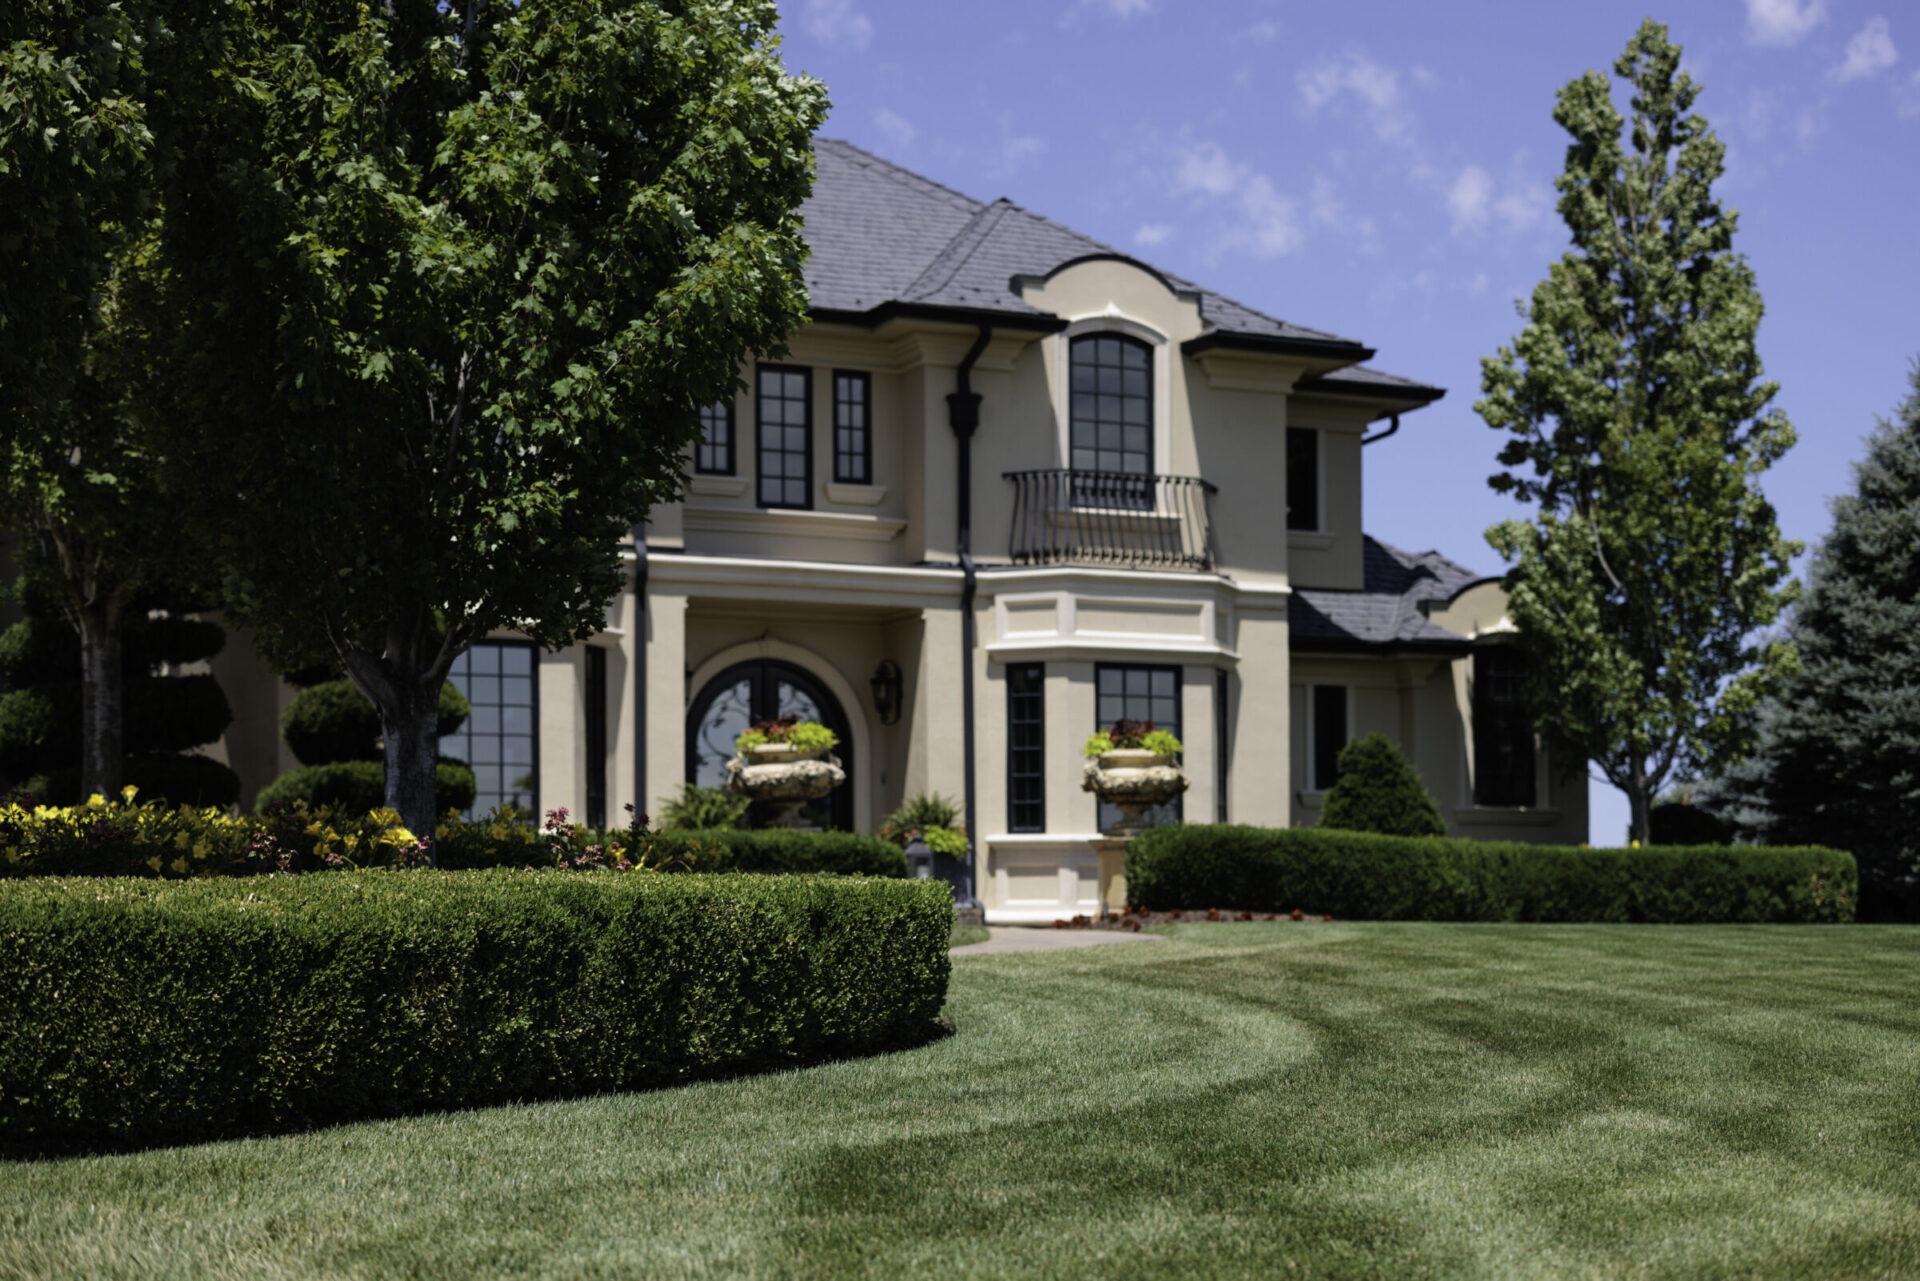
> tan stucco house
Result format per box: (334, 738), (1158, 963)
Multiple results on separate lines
(212, 139), (1587, 920)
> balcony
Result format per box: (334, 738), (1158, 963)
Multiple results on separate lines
(1003, 469), (1218, 572)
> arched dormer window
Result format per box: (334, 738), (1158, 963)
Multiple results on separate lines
(1069, 334), (1153, 507)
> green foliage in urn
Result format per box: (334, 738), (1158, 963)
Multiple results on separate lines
(1084, 719), (1183, 759)
(879, 792), (969, 858)
(1477, 19), (1801, 846)
(144, 0), (828, 835)
(736, 716), (839, 755)
(1319, 734), (1447, 839)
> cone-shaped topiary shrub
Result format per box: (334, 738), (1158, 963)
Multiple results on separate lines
(1319, 733), (1447, 838)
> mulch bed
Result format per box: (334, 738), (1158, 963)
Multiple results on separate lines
(1053, 906), (1334, 931)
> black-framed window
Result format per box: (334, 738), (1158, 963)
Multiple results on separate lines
(1473, 648), (1536, 807)
(1287, 428), (1319, 531)
(1070, 334), (1153, 507)
(1095, 663), (1181, 829)
(833, 370), (871, 484)
(696, 402), (734, 475)
(756, 364), (811, 509)
(1007, 663), (1046, 833)
(441, 641), (538, 819)
(584, 646), (608, 830)
(1311, 684), (1346, 792)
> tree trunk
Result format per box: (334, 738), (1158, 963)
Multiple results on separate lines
(380, 681), (440, 857)
(77, 595), (124, 800)
(1627, 775), (1653, 847)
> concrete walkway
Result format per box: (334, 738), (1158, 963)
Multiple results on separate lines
(950, 926), (1162, 956)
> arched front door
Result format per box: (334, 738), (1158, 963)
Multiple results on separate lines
(686, 659), (854, 831)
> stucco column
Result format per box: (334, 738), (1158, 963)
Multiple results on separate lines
(642, 590), (688, 823)
(903, 603), (966, 806)
(1231, 606), (1291, 827)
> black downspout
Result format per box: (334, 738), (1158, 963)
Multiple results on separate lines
(949, 326), (991, 910)
(631, 524), (648, 823)
(1360, 413), (1401, 446)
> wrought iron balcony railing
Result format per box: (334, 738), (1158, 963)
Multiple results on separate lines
(1003, 469), (1218, 572)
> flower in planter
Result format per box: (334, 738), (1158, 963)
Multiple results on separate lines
(1083, 718), (1184, 759)
(734, 713), (839, 755)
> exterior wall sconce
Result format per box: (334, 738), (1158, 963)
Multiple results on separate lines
(870, 659), (903, 725)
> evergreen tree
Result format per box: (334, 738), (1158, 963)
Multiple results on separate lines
(1319, 734), (1447, 838)
(1732, 361), (1920, 920)
(1478, 19), (1800, 844)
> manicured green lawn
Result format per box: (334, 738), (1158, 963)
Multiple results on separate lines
(948, 920), (990, 949)
(4, 923), (1917, 1279)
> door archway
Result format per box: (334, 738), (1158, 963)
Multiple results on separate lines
(686, 659), (854, 831)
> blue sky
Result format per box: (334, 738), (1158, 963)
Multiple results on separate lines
(778, 0), (1919, 842)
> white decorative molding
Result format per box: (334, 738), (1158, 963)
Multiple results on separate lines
(681, 504), (907, 544)
(1287, 531), (1335, 552)
(645, 553), (962, 610)
(685, 474), (748, 499)
(1192, 349), (1305, 394)
(822, 482), (888, 506)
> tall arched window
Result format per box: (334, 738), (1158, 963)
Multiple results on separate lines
(1070, 334), (1153, 507)
(685, 659), (854, 831)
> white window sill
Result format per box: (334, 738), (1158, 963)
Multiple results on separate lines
(822, 482), (887, 506)
(686, 474), (748, 499)
(1288, 531), (1334, 551)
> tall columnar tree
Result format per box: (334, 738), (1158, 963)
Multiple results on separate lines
(1477, 19), (1800, 845)
(150, 0), (827, 834)
(1731, 362), (1920, 919)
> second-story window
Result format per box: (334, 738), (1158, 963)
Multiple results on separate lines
(1287, 428), (1320, 531)
(1070, 334), (1152, 508)
(756, 364), (811, 509)
(833, 370), (871, 484)
(696, 402), (734, 475)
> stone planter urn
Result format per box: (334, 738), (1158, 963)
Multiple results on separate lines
(1082, 748), (1188, 919)
(1082, 748), (1189, 837)
(727, 742), (846, 829)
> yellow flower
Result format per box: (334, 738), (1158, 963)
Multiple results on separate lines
(147, 855), (163, 872)
(86, 793), (107, 809)
(169, 856), (188, 875)
(121, 784), (139, 803)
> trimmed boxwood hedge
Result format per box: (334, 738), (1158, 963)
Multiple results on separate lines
(435, 820), (907, 878)
(1126, 824), (1856, 924)
(0, 870), (951, 1148)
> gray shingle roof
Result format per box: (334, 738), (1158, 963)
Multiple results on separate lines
(803, 139), (1440, 397)
(1290, 538), (1491, 652)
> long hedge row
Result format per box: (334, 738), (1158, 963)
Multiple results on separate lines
(1126, 824), (1856, 923)
(0, 795), (905, 880)
(0, 870), (952, 1147)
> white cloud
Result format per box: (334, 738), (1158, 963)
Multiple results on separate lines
(1170, 141), (1303, 259)
(999, 134), (1047, 171)
(1831, 17), (1899, 82)
(804, 0), (872, 49)
(1467, 272), (1490, 297)
(1175, 143), (1246, 197)
(1233, 176), (1304, 258)
(1447, 165), (1493, 233)
(1447, 164), (1550, 237)
(1133, 223), (1175, 247)
(871, 108), (915, 152)
(1899, 69), (1920, 116)
(1245, 20), (1281, 43)
(1307, 174), (1379, 248)
(1080, 0), (1150, 17)
(1745, 0), (1827, 47)
(1296, 51), (1410, 143)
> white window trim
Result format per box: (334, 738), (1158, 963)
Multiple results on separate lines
(1050, 313), (1173, 494)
